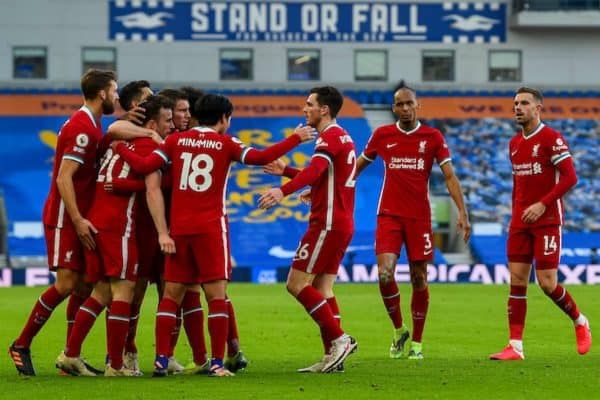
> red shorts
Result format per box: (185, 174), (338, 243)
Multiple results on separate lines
(375, 215), (434, 261)
(85, 230), (138, 283)
(136, 225), (163, 282)
(507, 225), (561, 270)
(164, 226), (232, 285)
(44, 223), (84, 272)
(291, 227), (353, 275)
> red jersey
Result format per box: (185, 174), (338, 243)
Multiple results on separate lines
(116, 126), (303, 235)
(282, 124), (356, 232)
(361, 121), (451, 220)
(160, 127), (287, 235)
(509, 123), (574, 228)
(42, 106), (104, 228)
(86, 137), (160, 235)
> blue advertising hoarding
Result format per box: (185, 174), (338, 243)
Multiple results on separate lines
(109, 1), (506, 43)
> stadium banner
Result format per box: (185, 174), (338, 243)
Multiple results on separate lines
(1, 264), (599, 286)
(1, 95), (598, 119)
(0, 95), (363, 118)
(108, 1), (506, 43)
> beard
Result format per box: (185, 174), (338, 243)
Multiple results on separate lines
(102, 98), (115, 115)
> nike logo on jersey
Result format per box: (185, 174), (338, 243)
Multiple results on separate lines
(511, 150), (518, 156)
(386, 143), (397, 149)
(543, 250), (556, 256)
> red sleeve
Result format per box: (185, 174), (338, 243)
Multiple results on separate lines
(280, 155), (329, 196)
(435, 131), (451, 166)
(283, 165), (300, 178)
(241, 135), (301, 165)
(115, 142), (166, 175)
(361, 129), (379, 162)
(111, 177), (146, 194)
(540, 157), (577, 207)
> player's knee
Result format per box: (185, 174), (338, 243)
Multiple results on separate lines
(538, 280), (556, 295)
(377, 266), (395, 283)
(54, 278), (77, 296)
(286, 281), (300, 297)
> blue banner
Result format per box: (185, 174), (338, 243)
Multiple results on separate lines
(109, 1), (506, 43)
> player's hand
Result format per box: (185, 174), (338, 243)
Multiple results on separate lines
(294, 124), (317, 143)
(299, 189), (311, 205)
(110, 140), (126, 151)
(148, 130), (163, 144)
(522, 202), (546, 224)
(258, 188), (284, 209)
(457, 212), (471, 243)
(120, 106), (145, 125)
(158, 233), (176, 254)
(104, 182), (114, 193)
(263, 159), (286, 176)
(73, 217), (98, 251)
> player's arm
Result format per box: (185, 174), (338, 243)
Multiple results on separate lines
(440, 161), (471, 243)
(56, 159), (98, 250)
(105, 177), (146, 195)
(114, 142), (166, 175)
(242, 125), (315, 165)
(522, 157), (577, 224)
(258, 154), (329, 209)
(263, 159), (301, 178)
(145, 171), (175, 254)
(108, 120), (162, 143)
(355, 154), (373, 178)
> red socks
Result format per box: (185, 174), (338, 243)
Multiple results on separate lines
(296, 286), (343, 344)
(124, 303), (141, 354)
(226, 298), (240, 357)
(411, 287), (429, 343)
(508, 285), (527, 341)
(321, 297), (341, 353)
(155, 298), (178, 357)
(107, 301), (131, 369)
(548, 284), (580, 320)
(65, 297), (105, 357)
(168, 307), (182, 358)
(379, 281), (403, 329)
(182, 291), (207, 365)
(207, 299), (229, 361)
(15, 285), (65, 348)
(66, 293), (86, 344)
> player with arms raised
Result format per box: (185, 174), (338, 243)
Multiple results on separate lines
(260, 86), (358, 373)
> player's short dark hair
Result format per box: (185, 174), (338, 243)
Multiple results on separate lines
(393, 80), (417, 98)
(193, 93), (233, 126)
(119, 80), (151, 111)
(157, 88), (188, 103)
(180, 86), (205, 112)
(309, 86), (344, 118)
(516, 87), (544, 104)
(138, 95), (174, 126)
(80, 68), (117, 100)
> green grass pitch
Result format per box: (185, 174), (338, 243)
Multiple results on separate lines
(1, 283), (598, 399)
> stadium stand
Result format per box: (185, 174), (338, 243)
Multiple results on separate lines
(425, 118), (600, 233)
